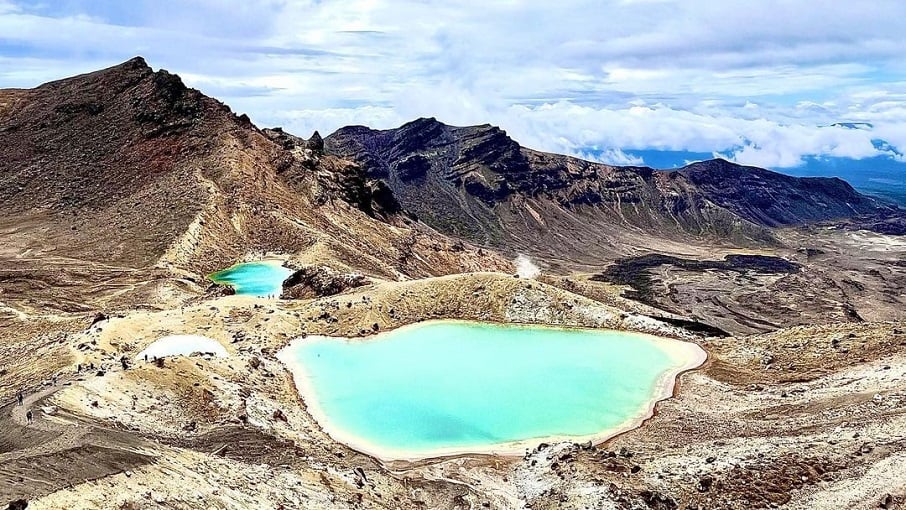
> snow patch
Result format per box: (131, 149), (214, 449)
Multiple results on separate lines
(135, 335), (228, 359)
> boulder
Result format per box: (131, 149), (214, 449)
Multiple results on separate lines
(90, 312), (108, 327)
(205, 283), (235, 298)
(281, 265), (368, 300)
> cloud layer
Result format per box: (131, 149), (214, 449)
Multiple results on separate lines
(1, 0), (905, 168)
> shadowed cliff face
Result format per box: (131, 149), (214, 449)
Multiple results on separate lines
(676, 159), (882, 227)
(326, 118), (898, 259)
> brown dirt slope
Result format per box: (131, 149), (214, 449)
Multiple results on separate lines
(0, 58), (511, 313)
(0, 57), (216, 267)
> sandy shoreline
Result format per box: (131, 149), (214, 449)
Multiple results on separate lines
(277, 319), (708, 462)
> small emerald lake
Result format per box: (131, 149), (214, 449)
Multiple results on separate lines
(208, 261), (292, 297)
(278, 320), (705, 460)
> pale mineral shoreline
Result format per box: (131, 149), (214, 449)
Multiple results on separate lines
(276, 319), (708, 463)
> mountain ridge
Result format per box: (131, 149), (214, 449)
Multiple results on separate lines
(0, 57), (510, 309)
(325, 117), (896, 261)
(2, 57), (898, 277)
(2, 57), (906, 510)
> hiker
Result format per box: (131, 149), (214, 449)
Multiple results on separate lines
(17, 391), (23, 406)
(26, 410), (33, 424)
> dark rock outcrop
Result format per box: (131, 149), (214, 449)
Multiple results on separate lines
(281, 266), (369, 300)
(205, 283), (236, 298)
(89, 312), (108, 327)
(262, 128), (403, 220)
(841, 210), (906, 235)
(309, 159), (403, 219)
(591, 253), (801, 307)
(678, 159), (882, 227)
(307, 131), (324, 153)
(263, 127), (300, 150)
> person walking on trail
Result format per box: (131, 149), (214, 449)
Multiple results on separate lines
(17, 391), (23, 406)
(26, 410), (33, 424)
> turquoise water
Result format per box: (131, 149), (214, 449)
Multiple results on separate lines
(284, 321), (701, 458)
(208, 261), (292, 297)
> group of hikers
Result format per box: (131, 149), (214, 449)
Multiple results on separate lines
(12, 355), (155, 427)
(16, 390), (33, 424)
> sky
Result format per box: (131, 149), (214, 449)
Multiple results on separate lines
(1, 0), (906, 169)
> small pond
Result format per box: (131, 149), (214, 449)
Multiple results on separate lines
(208, 261), (292, 297)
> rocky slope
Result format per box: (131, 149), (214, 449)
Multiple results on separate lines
(326, 118), (895, 261)
(678, 159), (883, 227)
(0, 57), (212, 267)
(0, 59), (509, 313)
(2, 59), (905, 510)
(3, 276), (904, 510)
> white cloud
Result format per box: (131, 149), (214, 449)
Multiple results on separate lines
(0, 0), (18, 15)
(1, 0), (906, 168)
(476, 100), (900, 169)
(273, 106), (403, 138)
(579, 148), (646, 167)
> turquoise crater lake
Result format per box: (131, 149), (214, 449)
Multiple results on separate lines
(208, 261), (292, 297)
(278, 320), (706, 460)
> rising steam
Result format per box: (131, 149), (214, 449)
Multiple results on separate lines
(514, 254), (541, 279)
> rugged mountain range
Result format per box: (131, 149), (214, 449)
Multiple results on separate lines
(2, 58), (902, 323)
(2, 58), (906, 510)
(0, 58), (506, 312)
(326, 118), (895, 261)
(1, 58), (896, 279)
